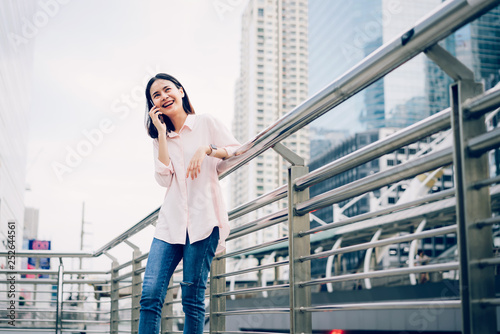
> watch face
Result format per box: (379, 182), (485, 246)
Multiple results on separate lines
(211, 144), (217, 150)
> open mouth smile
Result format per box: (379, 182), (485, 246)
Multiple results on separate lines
(162, 100), (174, 108)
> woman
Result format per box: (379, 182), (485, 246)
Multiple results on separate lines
(139, 73), (240, 334)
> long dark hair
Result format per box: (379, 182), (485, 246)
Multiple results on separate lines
(145, 73), (195, 138)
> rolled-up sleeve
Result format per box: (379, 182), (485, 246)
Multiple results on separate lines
(153, 139), (174, 188)
(207, 115), (241, 170)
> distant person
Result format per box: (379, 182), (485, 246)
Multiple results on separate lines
(417, 250), (430, 284)
(138, 73), (241, 334)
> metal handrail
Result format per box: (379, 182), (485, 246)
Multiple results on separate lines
(212, 284), (289, 298)
(216, 0), (500, 178)
(213, 308), (290, 316)
(228, 185), (287, 221)
(299, 262), (460, 287)
(299, 225), (457, 262)
(302, 300), (461, 312)
(473, 174), (500, 189)
(93, 209), (159, 257)
(463, 84), (500, 117)
(214, 260), (288, 279)
(2, 2), (500, 333)
(0, 269), (108, 274)
(1, 85), (495, 262)
(476, 216), (500, 228)
(0, 250), (93, 257)
(296, 147), (453, 215)
(295, 108), (451, 191)
(226, 209), (288, 241)
(217, 237), (288, 260)
(468, 126), (500, 156)
(299, 188), (456, 236)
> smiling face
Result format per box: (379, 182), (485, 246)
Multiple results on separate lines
(149, 79), (185, 118)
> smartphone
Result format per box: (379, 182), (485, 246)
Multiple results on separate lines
(150, 99), (164, 124)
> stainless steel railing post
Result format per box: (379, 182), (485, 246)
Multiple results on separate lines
(210, 253), (226, 333)
(450, 79), (497, 333)
(131, 246), (142, 334)
(288, 165), (312, 333)
(110, 259), (120, 334)
(55, 260), (64, 334)
(161, 277), (174, 333)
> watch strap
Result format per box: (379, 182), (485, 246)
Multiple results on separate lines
(209, 144), (217, 157)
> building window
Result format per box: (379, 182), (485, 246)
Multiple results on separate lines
(258, 8), (264, 17)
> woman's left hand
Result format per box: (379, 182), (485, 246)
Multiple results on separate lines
(186, 146), (210, 180)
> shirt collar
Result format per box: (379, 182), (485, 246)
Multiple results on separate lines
(184, 113), (196, 130)
(167, 114), (196, 137)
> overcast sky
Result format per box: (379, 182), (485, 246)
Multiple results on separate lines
(22, 0), (246, 269)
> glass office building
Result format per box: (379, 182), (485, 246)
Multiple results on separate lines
(309, 0), (500, 133)
(455, 6), (500, 91)
(308, 1), (500, 223)
(308, 0), (383, 135)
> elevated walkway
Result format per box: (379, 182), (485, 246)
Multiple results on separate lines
(2, 0), (500, 333)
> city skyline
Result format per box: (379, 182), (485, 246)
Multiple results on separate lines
(2, 0), (498, 269)
(1, 1), (246, 269)
(307, 0), (499, 224)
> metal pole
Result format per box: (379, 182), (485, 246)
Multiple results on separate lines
(288, 165), (312, 333)
(450, 80), (497, 334)
(110, 260), (119, 334)
(131, 248), (142, 334)
(55, 260), (64, 334)
(161, 277), (174, 333)
(78, 202), (85, 325)
(210, 254), (226, 333)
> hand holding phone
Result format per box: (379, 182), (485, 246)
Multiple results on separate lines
(150, 99), (165, 124)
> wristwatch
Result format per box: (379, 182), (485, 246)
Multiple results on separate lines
(208, 144), (217, 157)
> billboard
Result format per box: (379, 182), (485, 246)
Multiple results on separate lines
(24, 239), (51, 279)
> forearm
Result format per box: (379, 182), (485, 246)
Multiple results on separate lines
(158, 133), (171, 166)
(204, 145), (229, 159)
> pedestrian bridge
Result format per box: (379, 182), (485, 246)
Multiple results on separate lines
(2, 0), (500, 333)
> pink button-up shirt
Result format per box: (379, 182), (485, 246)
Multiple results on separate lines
(152, 113), (240, 254)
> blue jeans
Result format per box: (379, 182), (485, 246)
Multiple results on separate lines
(138, 227), (219, 334)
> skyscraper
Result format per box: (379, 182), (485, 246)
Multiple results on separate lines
(308, 0), (387, 140)
(231, 0), (309, 253)
(454, 6), (500, 91)
(0, 1), (38, 250)
(382, 0), (444, 128)
(308, 0), (457, 132)
(307, 0), (500, 223)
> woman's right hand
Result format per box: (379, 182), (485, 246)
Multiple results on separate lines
(149, 104), (167, 134)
